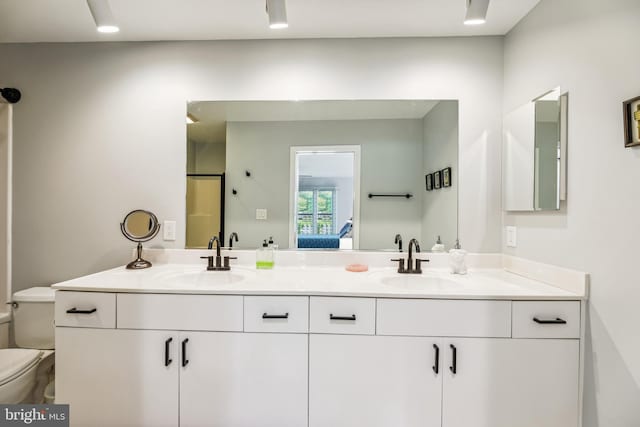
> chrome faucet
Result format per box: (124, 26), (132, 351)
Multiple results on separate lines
(201, 236), (236, 271)
(394, 234), (403, 252)
(228, 232), (239, 249)
(391, 238), (429, 274)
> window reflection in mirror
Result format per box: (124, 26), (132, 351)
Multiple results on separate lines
(186, 100), (459, 251)
(291, 148), (359, 250)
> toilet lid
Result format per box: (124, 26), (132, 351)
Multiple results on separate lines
(0, 349), (43, 386)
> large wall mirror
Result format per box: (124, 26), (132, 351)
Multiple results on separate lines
(186, 100), (459, 251)
(503, 88), (568, 211)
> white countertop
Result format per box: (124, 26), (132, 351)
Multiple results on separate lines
(51, 263), (584, 300)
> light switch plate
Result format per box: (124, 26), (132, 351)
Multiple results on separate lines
(163, 220), (176, 241)
(506, 226), (517, 248)
(256, 209), (268, 220)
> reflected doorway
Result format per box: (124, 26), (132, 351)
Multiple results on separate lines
(289, 146), (360, 250)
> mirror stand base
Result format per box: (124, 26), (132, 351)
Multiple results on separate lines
(126, 258), (152, 269)
(126, 242), (152, 269)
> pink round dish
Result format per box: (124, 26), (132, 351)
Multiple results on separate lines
(345, 264), (369, 272)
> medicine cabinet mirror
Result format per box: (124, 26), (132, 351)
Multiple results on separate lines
(186, 100), (459, 251)
(503, 89), (568, 211)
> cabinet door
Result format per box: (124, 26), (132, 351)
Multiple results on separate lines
(56, 328), (178, 427)
(442, 338), (579, 427)
(179, 332), (308, 427)
(309, 334), (443, 427)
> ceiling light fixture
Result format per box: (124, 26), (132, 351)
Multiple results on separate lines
(186, 113), (199, 124)
(464, 0), (490, 25)
(266, 0), (288, 29)
(87, 0), (120, 33)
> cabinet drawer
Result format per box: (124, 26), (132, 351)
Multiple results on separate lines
(310, 297), (375, 335)
(512, 301), (580, 338)
(55, 291), (116, 329)
(244, 296), (309, 333)
(117, 294), (243, 331)
(377, 299), (511, 338)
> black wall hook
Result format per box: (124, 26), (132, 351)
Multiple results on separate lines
(245, 170), (251, 177)
(232, 188), (237, 195)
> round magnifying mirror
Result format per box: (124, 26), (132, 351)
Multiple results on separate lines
(120, 210), (160, 269)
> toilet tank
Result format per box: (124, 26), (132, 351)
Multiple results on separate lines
(13, 287), (55, 349)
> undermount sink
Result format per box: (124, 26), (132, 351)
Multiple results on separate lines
(379, 274), (462, 290)
(152, 267), (250, 287)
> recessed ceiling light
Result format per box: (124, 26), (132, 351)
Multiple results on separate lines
(266, 0), (288, 29)
(464, 0), (489, 25)
(87, 0), (120, 33)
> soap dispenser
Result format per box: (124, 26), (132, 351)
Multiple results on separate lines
(431, 236), (445, 253)
(256, 239), (274, 269)
(448, 239), (467, 275)
(268, 236), (278, 250)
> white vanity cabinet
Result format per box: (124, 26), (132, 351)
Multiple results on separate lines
(56, 327), (179, 427)
(179, 332), (308, 427)
(309, 334), (443, 427)
(441, 338), (579, 427)
(55, 291), (582, 427)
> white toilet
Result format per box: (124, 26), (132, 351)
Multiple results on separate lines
(0, 287), (55, 404)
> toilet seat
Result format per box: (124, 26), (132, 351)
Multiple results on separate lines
(0, 349), (43, 387)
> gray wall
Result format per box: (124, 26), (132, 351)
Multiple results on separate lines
(534, 121), (558, 210)
(0, 105), (9, 307)
(0, 37), (504, 291)
(187, 140), (225, 174)
(225, 119), (424, 250)
(422, 101), (458, 249)
(504, 0), (640, 424)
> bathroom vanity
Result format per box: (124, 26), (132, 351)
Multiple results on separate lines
(52, 251), (588, 427)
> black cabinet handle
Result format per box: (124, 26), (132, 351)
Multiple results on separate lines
(533, 317), (567, 325)
(449, 344), (457, 374)
(329, 314), (356, 321)
(66, 307), (97, 314)
(432, 344), (440, 374)
(262, 312), (289, 319)
(164, 338), (173, 367)
(182, 338), (189, 367)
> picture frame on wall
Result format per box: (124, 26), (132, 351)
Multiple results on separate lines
(442, 167), (452, 187)
(425, 174), (433, 191)
(433, 170), (442, 189)
(623, 95), (640, 148)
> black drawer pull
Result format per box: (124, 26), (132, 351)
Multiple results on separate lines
(164, 338), (173, 367)
(66, 307), (97, 314)
(432, 344), (440, 374)
(262, 313), (289, 319)
(182, 338), (189, 367)
(329, 314), (356, 321)
(533, 317), (567, 325)
(449, 344), (457, 374)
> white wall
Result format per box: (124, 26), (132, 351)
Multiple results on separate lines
(504, 0), (640, 425)
(0, 37), (504, 290)
(422, 101), (458, 249)
(225, 119), (424, 250)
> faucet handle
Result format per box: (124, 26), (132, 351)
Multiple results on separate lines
(223, 256), (237, 269)
(415, 258), (430, 274)
(200, 255), (215, 270)
(390, 258), (406, 273)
